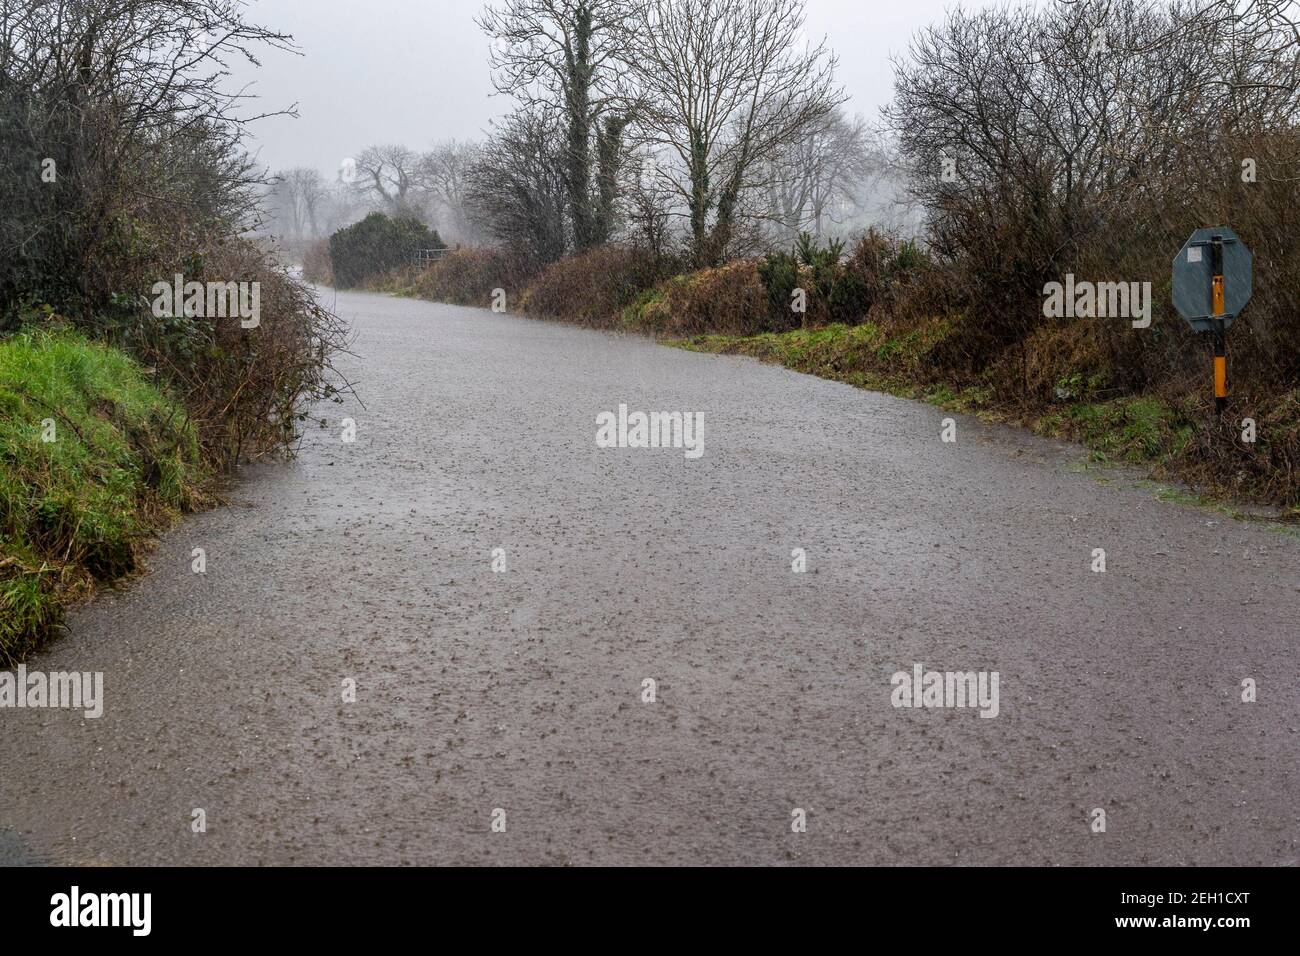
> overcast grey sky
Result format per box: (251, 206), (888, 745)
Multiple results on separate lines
(230, 0), (1000, 175)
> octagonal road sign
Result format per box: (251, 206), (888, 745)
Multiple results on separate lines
(1172, 226), (1252, 332)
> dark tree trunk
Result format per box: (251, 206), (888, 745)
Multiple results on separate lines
(564, 4), (596, 251)
(594, 113), (627, 245)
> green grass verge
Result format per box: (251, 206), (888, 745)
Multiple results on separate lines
(1035, 396), (1193, 465)
(0, 330), (203, 664)
(672, 321), (975, 404)
(670, 321), (1196, 473)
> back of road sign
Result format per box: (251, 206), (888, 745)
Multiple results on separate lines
(1172, 226), (1252, 332)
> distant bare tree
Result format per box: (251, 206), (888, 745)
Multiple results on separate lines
(351, 144), (430, 219)
(624, 0), (845, 267)
(622, 151), (676, 258)
(270, 167), (328, 239)
(319, 179), (366, 237)
(420, 140), (481, 241)
(762, 109), (878, 244)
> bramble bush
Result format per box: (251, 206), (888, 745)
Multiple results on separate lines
(519, 246), (680, 325)
(411, 247), (536, 308)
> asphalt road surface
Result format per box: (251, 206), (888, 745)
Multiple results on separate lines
(2, 290), (1297, 865)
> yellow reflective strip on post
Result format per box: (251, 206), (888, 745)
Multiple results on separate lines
(1212, 275), (1225, 316)
(1214, 355), (1227, 398)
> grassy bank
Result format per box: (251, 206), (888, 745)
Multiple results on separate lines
(0, 331), (203, 663)
(671, 323), (1292, 516)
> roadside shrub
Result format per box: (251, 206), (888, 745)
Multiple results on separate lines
(630, 261), (769, 336)
(1194, 389), (1300, 506)
(413, 247), (536, 308)
(756, 252), (802, 329)
(519, 245), (679, 326)
(827, 267), (871, 323)
(888, 2), (1300, 383)
(0, 2), (278, 327)
(329, 213), (443, 289)
(990, 320), (1117, 407)
(757, 233), (893, 329)
(358, 265), (422, 294)
(94, 238), (350, 468)
(840, 231), (935, 317)
(301, 238), (334, 286)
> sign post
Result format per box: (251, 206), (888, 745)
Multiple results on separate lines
(1172, 227), (1252, 416)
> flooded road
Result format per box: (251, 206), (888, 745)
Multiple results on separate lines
(2, 290), (1297, 865)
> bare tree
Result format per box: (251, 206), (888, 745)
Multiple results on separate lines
(625, 0), (844, 267)
(884, 0), (1300, 377)
(478, 0), (636, 249)
(0, 0), (297, 320)
(465, 107), (570, 265)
